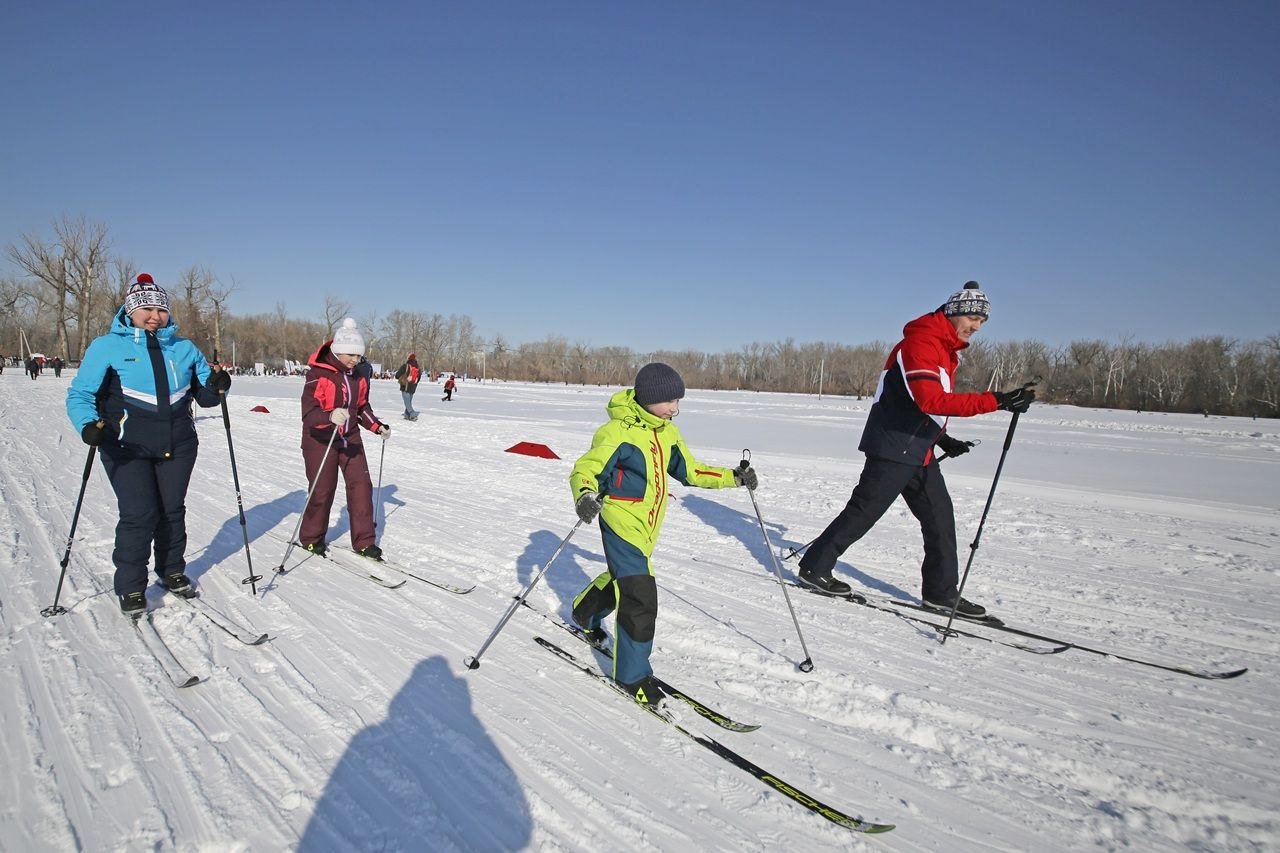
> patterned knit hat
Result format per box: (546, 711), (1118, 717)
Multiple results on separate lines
(331, 318), (366, 356)
(633, 362), (685, 407)
(124, 273), (171, 314)
(942, 281), (991, 319)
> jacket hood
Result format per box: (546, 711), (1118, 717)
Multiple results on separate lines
(903, 310), (968, 353)
(111, 304), (178, 342)
(308, 340), (347, 373)
(607, 388), (669, 430)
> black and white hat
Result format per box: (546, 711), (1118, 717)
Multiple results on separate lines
(942, 281), (990, 320)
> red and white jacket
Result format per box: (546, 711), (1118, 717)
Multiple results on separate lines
(859, 311), (998, 466)
(301, 342), (384, 446)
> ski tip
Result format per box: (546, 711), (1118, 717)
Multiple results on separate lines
(247, 634), (270, 646)
(177, 676), (203, 688)
(1208, 667), (1248, 680)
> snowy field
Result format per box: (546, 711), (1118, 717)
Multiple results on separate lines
(1, 370), (1277, 852)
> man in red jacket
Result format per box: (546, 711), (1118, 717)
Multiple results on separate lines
(797, 282), (1035, 617)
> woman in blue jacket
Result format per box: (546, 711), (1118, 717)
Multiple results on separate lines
(66, 274), (231, 617)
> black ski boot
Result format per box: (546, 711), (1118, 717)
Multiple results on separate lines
(797, 569), (852, 596)
(119, 591), (146, 618)
(620, 675), (667, 707)
(301, 541), (327, 557)
(160, 572), (198, 598)
(355, 544), (383, 561)
(923, 594), (987, 619)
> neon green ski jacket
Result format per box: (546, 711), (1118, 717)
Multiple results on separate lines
(570, 389), (738, 557)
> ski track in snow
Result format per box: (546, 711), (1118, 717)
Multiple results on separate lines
(1, 373), (1277, 851)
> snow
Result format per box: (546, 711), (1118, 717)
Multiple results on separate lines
(1, 372), (1277, 851)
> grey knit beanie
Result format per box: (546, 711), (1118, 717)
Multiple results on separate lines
(633, 362), (685, 407)
(942, 281), (991, 320)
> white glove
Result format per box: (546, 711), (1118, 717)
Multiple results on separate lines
(329, 408), (350, 426)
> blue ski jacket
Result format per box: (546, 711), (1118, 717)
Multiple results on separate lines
(66, 306), (222, 459)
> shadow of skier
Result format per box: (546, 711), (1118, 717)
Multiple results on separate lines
(298, 655), (532, 851)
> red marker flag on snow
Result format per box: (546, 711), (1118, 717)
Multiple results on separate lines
(505, 441), (559, 460)
(251, 405), (270, 413)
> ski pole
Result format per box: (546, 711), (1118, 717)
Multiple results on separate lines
(464, 519), (583, 671)
(374, 431), (387, 542)
(940, 379), (1038, 643)
(780, 439), (979, 562)
(738, 450), (815, 673)
(42, 441), (98, 618)
(275, 425), (341, 575)
(219, 393), (261, 594)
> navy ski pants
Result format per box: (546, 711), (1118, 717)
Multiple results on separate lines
(100, 451), (197, 595)
(799, 456), (960, 602)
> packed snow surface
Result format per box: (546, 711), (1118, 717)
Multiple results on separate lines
(1, 372), (1276, 851)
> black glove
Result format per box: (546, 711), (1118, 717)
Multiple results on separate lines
(993, 386), (1036, 414)
(80, 420), (115, 446)
(575, 492), (602, 525)
(206, 369), (232, 393)
(376, 423), (391, 436)
(734, 465), (758, 490)
(936, 434), (973, 458)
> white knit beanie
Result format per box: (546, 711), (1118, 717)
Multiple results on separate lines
(331, 318), (366, 356)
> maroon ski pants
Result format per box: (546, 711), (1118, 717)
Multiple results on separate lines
(300, 431), (376, 550)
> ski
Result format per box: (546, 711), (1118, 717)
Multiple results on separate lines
(814, 585), (1245, 680)
(177, 595), (269, 645)
(132, 612), (202, 688)
(328, 543), (475, 594)
(790, 582), (1069, 655)
(766, 553), (1247, 679)
(535, 636), (894, 834)
(276, 540), (406, 589)
(519, 600), (760, 733)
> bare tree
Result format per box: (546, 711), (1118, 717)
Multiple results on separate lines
(7, 216), (110, 360)
(322, 295), (351, 331)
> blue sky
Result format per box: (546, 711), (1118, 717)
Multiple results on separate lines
(3, 1), (1277, 351)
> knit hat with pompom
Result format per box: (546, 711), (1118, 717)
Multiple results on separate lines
(331, 318), (366, 356)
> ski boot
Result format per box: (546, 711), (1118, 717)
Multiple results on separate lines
(160, 572), (198, 599)
(119, 591), (146, 619)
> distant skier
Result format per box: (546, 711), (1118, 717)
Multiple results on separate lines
(569, 362), (757, 705)
(796, 281), (1035, 618)
(442, 374), (456, 401)
(395, 353), (422, 420)
(65, 274), (232, 617)
(298, 318), (389, 560)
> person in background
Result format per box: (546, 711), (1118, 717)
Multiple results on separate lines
(65, 273), (231, 617)
(796, 282), (1035, 618)
(442, 373), (457, 401)
(569, 362), (758, 705)
(298, 318), (389, 560)
(395, 353), (422, 420)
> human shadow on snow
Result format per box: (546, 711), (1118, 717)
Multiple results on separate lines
(183, 484), (407, 583)
(679, 493), (913, 600)
(515, 528), (605, 617)
(297, 655), (532, 852)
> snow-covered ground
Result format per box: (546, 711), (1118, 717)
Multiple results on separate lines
(1, 371), (1276, 851)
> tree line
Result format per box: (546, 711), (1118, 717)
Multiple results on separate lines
(5, 217), (1277, 417)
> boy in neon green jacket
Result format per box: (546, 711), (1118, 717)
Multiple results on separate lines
(569, 363), (758, 705)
